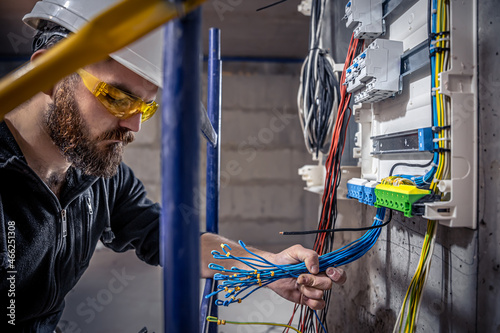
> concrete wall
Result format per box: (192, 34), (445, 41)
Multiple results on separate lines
(123, 61), (319, 252)
(477, 1), (500, 331)
(214, 62), (319, 252)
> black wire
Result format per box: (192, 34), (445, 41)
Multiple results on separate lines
(256, 0), (289, 11)
(299, 0), (339, 158)
(281, 209), (393, 235)
(389, 157), (434, 177)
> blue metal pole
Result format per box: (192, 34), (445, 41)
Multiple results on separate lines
(206, 27), (221, 234)
(161, 8), (202, 333)
(200, 27), (221, 333)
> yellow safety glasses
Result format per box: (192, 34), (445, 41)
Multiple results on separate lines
(76, 68), (158, 122)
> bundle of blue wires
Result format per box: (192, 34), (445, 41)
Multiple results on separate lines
(206, 207), (386, 306)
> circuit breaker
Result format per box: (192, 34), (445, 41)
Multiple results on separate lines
(345, 39), (403, 104)
(345, 0), (384, 39)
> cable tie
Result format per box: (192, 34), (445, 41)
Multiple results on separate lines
(432, 138), (449, 142)
(374, 217), (383, 223)
(429, 31), (450, 39)
(433, 148), (451, 153)
(432, 125), (451, 132)
(431, 162), (438, 168)
(430, 37), (450, 45)
(430, 47), (450, 54)
(226, 252), (231, 257)
(271, 271), (275, 277)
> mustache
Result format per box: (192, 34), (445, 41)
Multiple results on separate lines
(98, 128), (135, 144)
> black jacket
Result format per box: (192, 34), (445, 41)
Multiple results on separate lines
(0, 122), (160, 332)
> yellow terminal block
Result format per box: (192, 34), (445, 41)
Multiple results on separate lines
(374, 183), (430, 217)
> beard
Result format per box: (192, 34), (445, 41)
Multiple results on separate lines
(43, 76), (134, 178)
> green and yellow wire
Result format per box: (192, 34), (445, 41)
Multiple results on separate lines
(206, 316), (302, 333)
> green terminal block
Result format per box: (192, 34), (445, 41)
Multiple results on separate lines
(374, 184), (431, 217)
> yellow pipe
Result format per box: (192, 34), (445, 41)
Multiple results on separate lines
(0, 0), (206, 120)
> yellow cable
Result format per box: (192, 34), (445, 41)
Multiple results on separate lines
(0, 0), (207, 119)
(206, 316), (302, 333)
(395, 2), (450, 332)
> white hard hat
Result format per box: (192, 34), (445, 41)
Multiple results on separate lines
(23, 0), (164, 88)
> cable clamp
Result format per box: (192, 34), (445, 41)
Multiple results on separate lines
(429, 31), (450, 39)
(429, 46), (450, 54)
(430, 37), (450, 45)
(432, 125), (451, 132)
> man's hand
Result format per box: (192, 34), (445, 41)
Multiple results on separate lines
(266, 244), (347, 310)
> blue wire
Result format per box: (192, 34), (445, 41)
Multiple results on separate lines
(206, 208), (387, 306)
(314, 310), (327, 333)
(399, 0), (441, 187)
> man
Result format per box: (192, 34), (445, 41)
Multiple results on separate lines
(0, 0), (346, 331)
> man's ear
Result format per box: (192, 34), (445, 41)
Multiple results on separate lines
(30, 49), (54, 97)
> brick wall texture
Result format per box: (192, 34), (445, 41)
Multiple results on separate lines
(123, 62), (320, 252)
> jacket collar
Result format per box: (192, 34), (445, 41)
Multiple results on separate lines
(0, 121), (99, 202)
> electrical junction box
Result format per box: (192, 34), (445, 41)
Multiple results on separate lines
(348, 0), (477, 229)
(345, 0), (384, 39)
(345, 39), (404, 104)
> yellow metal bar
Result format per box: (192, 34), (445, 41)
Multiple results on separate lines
(0, 0), (206, 119)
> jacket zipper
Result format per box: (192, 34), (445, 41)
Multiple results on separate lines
(82, 197), (93, 261)
(8, 158), (96, 315)
(61, 209), (67, 238)
(47, 208), (67, 313)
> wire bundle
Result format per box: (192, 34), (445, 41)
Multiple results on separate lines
(206, 208), (386, 309)
(290, 32), (363, 332)
(297, 0), (339, 158)
(393, 0), (450, 332)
